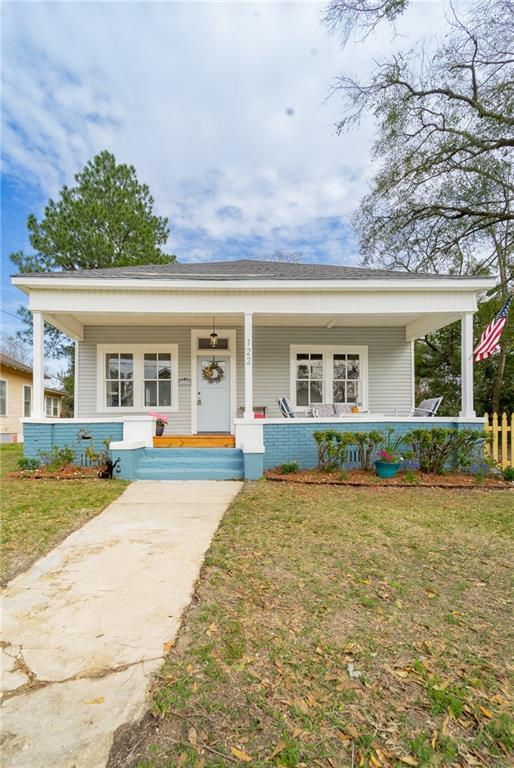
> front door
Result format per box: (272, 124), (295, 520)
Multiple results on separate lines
(197, 356), (231, 432)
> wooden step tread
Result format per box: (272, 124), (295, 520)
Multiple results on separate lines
(153, 434), (235, 448)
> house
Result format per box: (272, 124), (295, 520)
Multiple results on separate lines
(12, 260), (495, 478)
(0, 352), (65, 443)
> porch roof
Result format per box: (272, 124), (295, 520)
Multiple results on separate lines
(11, 260), (496, 342)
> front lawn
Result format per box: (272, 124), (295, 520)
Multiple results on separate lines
(109, 483), (513, 768)
(1, 444), (128, 585)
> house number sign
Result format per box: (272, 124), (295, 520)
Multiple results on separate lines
(245, 339), (252, 366)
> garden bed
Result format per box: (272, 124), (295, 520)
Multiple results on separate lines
(9, 464), (105, 481)
(266, 468), (512, 488)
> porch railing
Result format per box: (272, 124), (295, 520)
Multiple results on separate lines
(483, 412), (513, 469)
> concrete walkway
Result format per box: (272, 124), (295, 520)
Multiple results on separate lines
(1, 480), (242, 768)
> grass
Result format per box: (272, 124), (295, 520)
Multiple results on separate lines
(1, 444), (128, 585)
(108, 482), (513, 768)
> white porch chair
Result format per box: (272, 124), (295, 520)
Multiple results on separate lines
(411, 397), (443, 417)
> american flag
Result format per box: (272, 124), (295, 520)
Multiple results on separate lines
(474, 295), (512, 362)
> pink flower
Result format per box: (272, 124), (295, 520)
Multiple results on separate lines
(149, 412), (169, 424)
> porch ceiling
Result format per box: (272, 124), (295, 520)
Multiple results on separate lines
(44, 311), (462, 341)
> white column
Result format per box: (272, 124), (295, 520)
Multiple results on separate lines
(32, 311), (45, 417)
(74, 340), (79, 418)
(460, 312), (476, 418)
(244, 312), (254, 419)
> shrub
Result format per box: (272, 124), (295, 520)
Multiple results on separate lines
(503, 466), (514, 482)
(39, 444), (75, 471)
(278, 461), (299, 475)
(403, 428), (485, 475)
(313, 430), (354, 471)
(352, 431), (385, 471)
(18, 456), (41, 471)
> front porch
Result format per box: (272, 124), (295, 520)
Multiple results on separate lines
(14, 264), (492, 480)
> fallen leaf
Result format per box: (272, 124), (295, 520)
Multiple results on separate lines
(188, 727), (198, 746)
(394, 667), (410, 679)
(163, 639), (175, 652)
(370, 753), (382, 767)
(398, 757), (418, 766)
(230, 746), (252, 762)
(270, 740), (285, 758)
(177, 753), (188, 768)
(345, 724), (359, 739)
(480, 706), (493, 719)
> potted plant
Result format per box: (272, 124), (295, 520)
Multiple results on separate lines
(374, 430), (403, 478)
(149, 412), (169, 436)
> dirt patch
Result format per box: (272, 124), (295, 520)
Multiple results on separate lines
(266, 467), (512, 489)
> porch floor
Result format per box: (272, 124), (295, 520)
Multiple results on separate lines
(153, 434), (235, 448)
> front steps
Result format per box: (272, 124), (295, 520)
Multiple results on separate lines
(153, 434), (236, 448)
(134, 448), (244, 480)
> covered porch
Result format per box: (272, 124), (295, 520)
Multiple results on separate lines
(14, 265), (491, 479)
(22, 310), (482, 480)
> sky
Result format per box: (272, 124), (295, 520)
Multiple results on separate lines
(1, 0), (451, 345)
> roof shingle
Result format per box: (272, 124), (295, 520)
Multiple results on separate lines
(13, 259), (478, 282)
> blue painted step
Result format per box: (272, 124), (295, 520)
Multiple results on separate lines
(134, 447), (244, 481)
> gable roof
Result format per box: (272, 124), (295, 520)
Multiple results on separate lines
(0, 353), (65, 396)
(13, 259), (481, 282)
(0, 352), (33, 376)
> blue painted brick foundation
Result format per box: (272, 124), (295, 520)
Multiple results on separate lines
(23, 422), (123, 464)
(262, 420), (483, 471)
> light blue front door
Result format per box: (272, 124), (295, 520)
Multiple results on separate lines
(197, 357), (231, 432)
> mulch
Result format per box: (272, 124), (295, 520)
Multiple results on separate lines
(9, 465), (103, 481)
(266, 467), (513, 489)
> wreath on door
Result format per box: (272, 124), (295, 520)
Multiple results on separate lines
(202, 359), (225, 383)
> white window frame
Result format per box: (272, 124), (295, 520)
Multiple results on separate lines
(0, 379), (7, 417)
(96, 344), (179, 413)
(289, 345), (368, 410)
(45, 395), (60, 417)
(23, 384), (32, 418)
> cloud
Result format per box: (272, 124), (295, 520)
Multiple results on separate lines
(1, 0), (450, 265)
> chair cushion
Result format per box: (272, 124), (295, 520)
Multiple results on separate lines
(315, 403), (336, 417)
(333, 403), (353, 415)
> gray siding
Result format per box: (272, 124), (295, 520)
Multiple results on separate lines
(77, 325), (413, 429)
(253, 326), (412, 417)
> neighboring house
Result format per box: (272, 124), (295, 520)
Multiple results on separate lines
(12, 260), (495, 477)
(0, 352), (64, 443)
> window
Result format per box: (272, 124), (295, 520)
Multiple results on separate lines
(97, 345), (179, 412)
(333, 353), (361, 405)
(144, 353), (172, 407)
(45, 396), (59, 417)
(105, 353), (134, 407)
(0, 380), (6, 416)
(290, 346), (368, 409)
(23, 385), (32, 417)
(295, 353), (323, 406)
